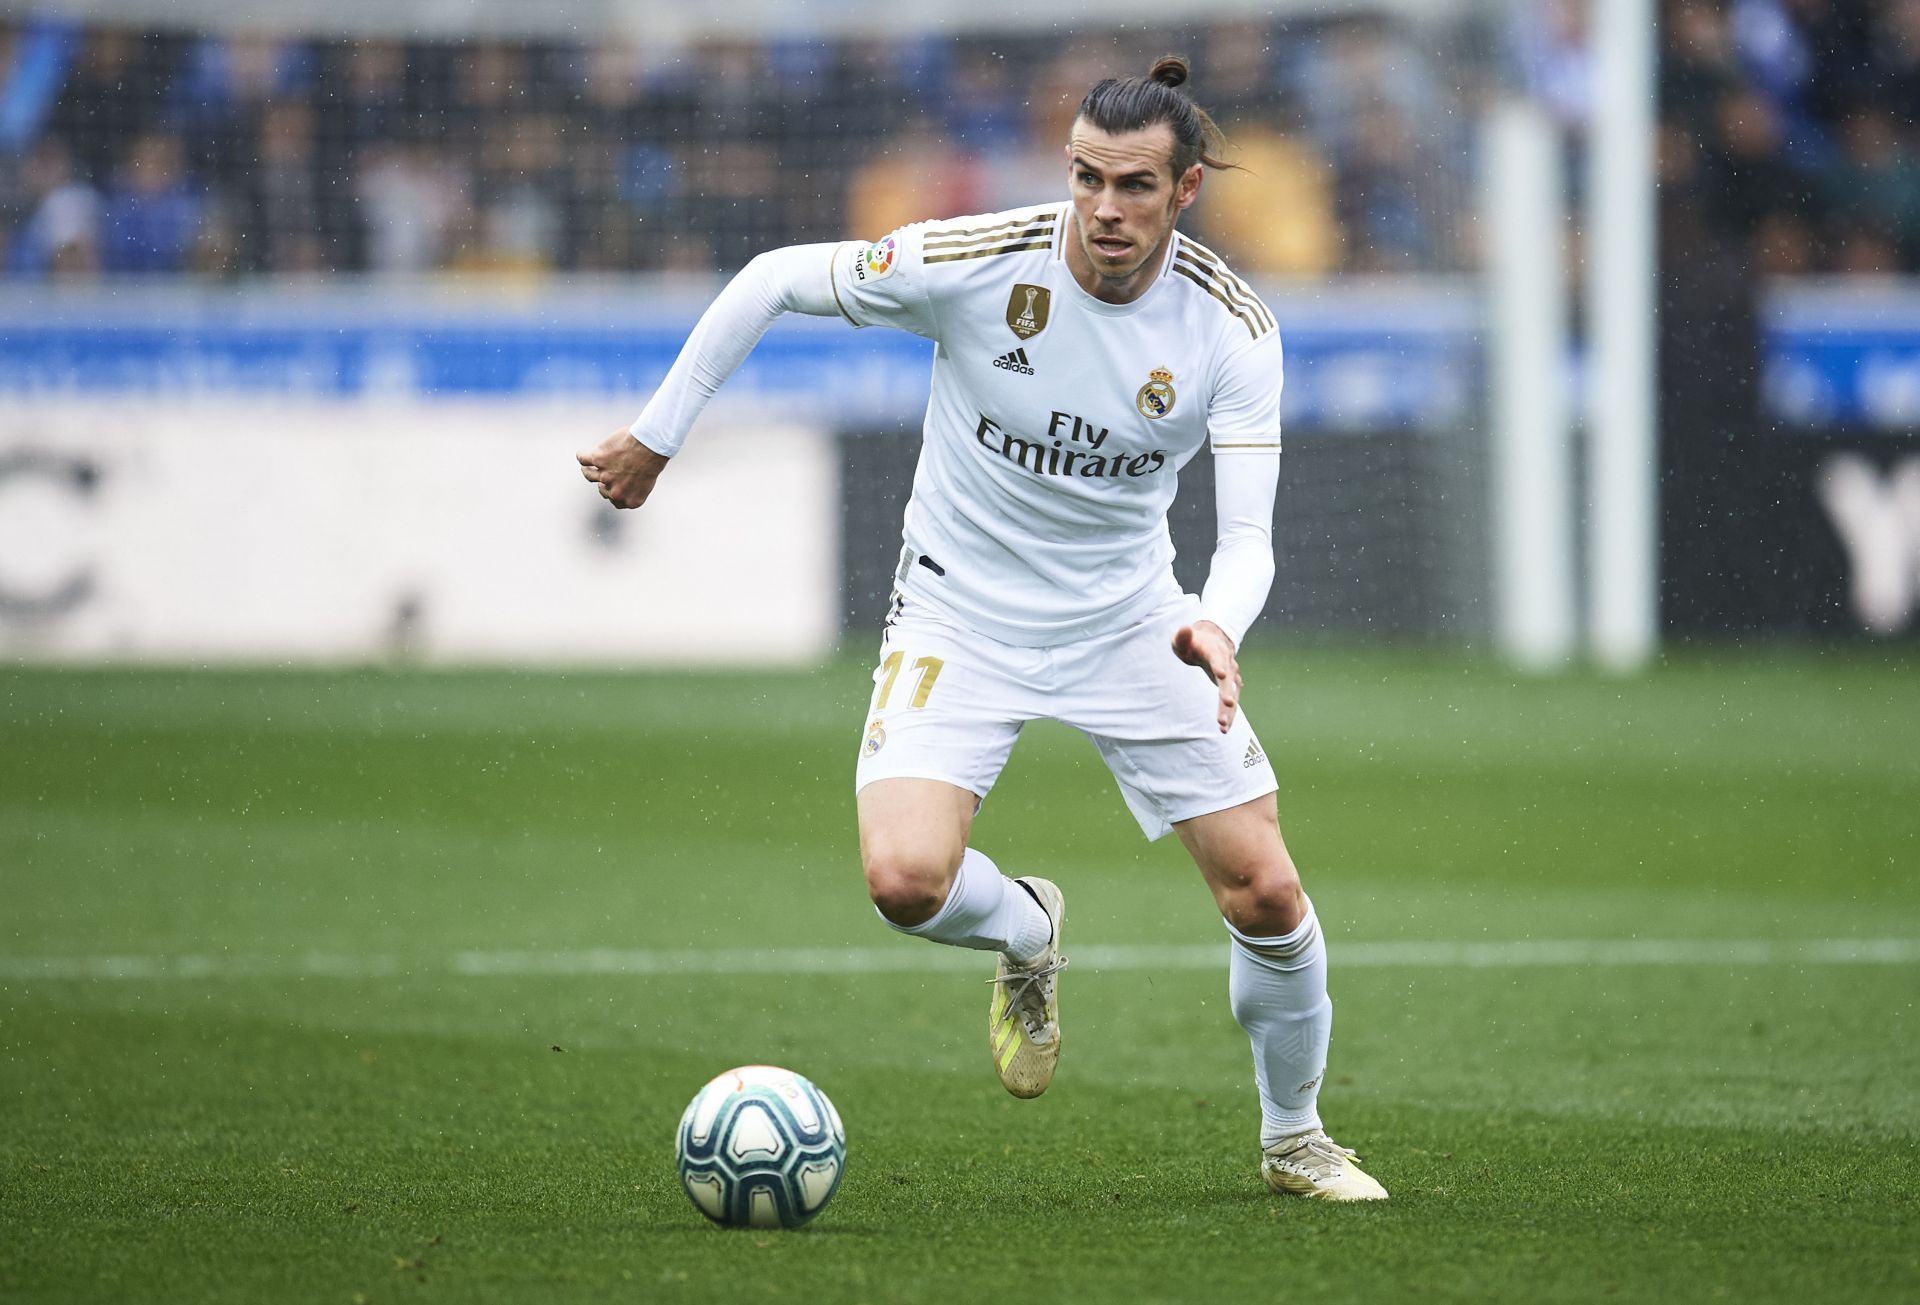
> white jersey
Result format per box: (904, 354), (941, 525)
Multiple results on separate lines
(830, 203), (1283, 648)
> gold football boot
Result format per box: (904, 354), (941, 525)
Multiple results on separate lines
(1261, 1129), (1389, 1201)
(986, 877), (1066, 1099)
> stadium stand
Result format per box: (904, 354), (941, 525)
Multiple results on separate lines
(0, 15), (1496, 279)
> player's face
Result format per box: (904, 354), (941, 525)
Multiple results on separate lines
(1064, 120), (1203, 303)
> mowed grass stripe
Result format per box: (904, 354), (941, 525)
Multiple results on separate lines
(6, 936), (1918, 981)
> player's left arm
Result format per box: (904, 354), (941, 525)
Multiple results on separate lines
(1173, 328), (1282, 732)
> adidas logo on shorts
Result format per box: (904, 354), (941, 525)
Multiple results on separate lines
(1243, 739), (1266, 769)
(992, 347), (1035, 375)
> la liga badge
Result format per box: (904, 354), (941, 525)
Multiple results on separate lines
(857, 237), (898, 283)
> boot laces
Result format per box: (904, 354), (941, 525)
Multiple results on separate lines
(988, 954), (1068, 1036)
(1268, 1130), (1359, 1180)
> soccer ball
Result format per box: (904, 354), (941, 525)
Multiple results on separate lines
(674, 1065), (846, 1229)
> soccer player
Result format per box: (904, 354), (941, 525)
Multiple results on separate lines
(577, 56), (1387, 1202)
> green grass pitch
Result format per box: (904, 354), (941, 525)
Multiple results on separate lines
(3, 648), (1917, 1303)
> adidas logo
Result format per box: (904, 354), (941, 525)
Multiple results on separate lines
(1243, 739), (1266, 769)
(992, 347), (1035, 375)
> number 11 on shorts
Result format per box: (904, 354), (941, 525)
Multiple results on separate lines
(875, 651), (945, 709)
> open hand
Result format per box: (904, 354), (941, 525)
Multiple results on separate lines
(576, 429), (669, 508)
(1172, 620), (1241, 733)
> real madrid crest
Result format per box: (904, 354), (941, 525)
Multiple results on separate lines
(863, 718), (888, 757)
(1136, 366), (1176, 420)
(1005, 283), (1051, 340)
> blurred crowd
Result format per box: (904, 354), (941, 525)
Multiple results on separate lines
(1659, 0), (1920, 274)
(2, 3), (1911, 284)
(0, 15), (1493, 282)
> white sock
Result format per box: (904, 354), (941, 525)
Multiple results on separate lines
(881, 847), (1052, 964)
(1226, 898), (1332, 1147)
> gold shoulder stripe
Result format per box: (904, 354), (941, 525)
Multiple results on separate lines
(1175, 243), (1257, 299)
(925, 238), (1055, 265)
(923, 211), (1058, 243)
(1171, 264), (1264, 339)
(923, 219), (1055, 253)
(1179, 236), (1233, 270)
(828, 244), (856, 325)
(1174, 255), (1275, 337)
(1178, 239), (1273, 320)
(1212, 440), (1282, 450)
(1175, 249), (1275, 335)
(1178, 241), (1275, 332)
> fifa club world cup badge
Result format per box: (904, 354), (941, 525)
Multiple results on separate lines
(1136, 366), (1176, 419)
(1006, 283), (1051, 340)
(863, 719), (887, 757)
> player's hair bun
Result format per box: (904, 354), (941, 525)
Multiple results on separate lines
(1148, 54), (1190, 89)
(1076, 53), (1228, 175)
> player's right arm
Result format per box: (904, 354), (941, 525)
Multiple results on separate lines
(577, 231), (934, 508)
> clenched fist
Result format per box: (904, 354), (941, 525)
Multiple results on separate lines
(576, 429), (670, 509)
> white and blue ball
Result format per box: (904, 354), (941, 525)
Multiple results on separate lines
(674, 1065), (845, 1229)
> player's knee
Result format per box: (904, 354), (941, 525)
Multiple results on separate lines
(1220, 862), (1305, 937)
(862, 844), (959, 927)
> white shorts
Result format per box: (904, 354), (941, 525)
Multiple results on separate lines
(852, 592), (1279, 841)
